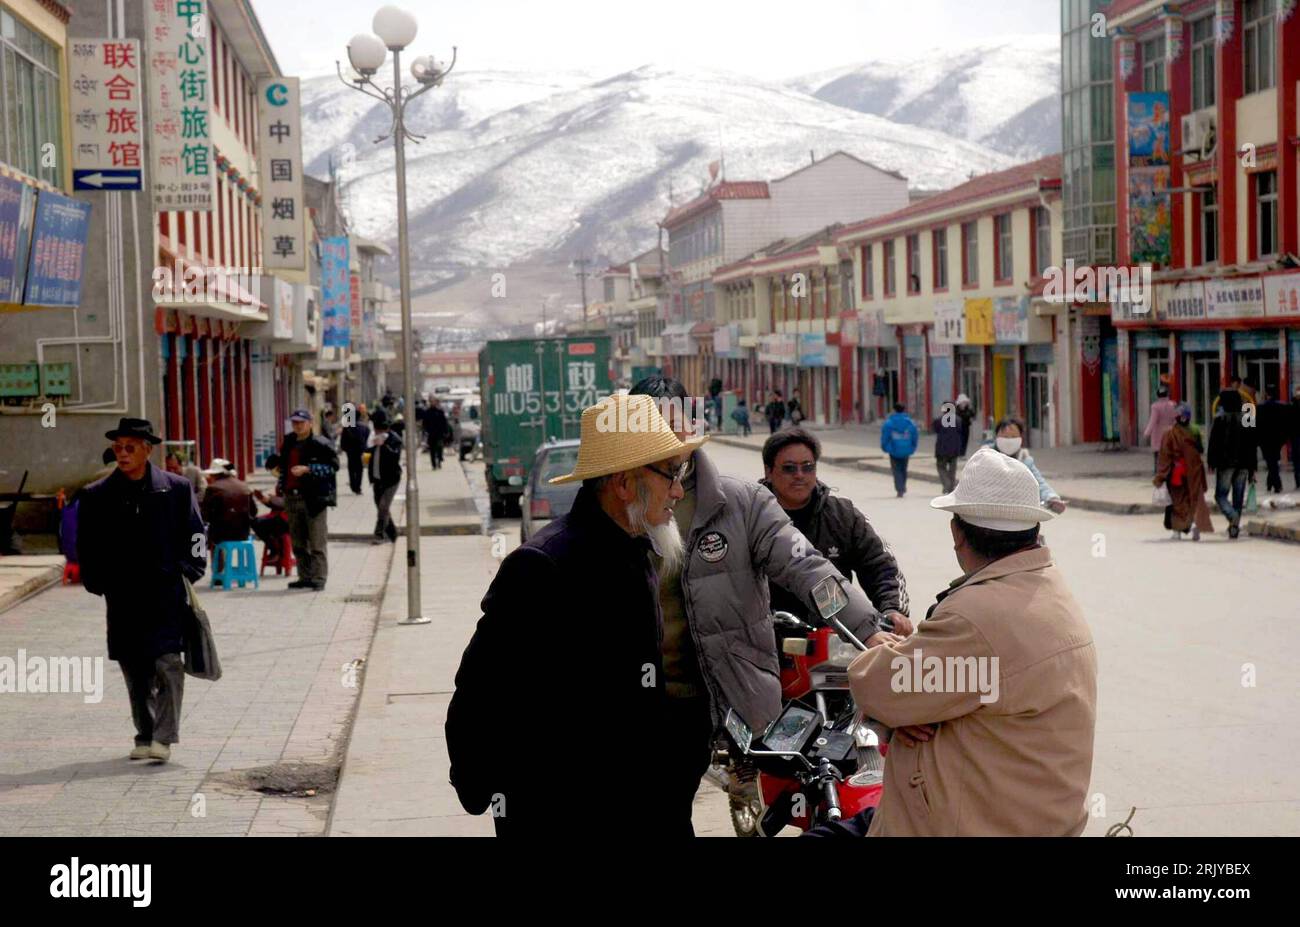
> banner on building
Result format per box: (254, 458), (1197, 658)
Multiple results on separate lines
(757, 333), (797, 364)
(963, 297), (995, 345)
(320, 236), (350, 348)
(859, 309), (893, 347)
(349, 272), (362, 353)
(797, 333), (837, 367)
(147, 0), (214, 210)
(23, 191), (93, 308)
(1127, 92), (1171, 265)
(69, 38), (144, 191)
(273, 278), (294, 339)
(1156, 280), (1207, 321)
(933, 298), (966, 345)
(257, 77), (305, 269)
(1205, 277), (1264, 319)
(0, 174), (35, 304)
(1263, 272), (1300, 318)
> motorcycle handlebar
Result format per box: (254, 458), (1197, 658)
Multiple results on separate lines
(822, 776), (842, 821)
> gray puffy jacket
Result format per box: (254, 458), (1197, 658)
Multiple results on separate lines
(679, 450), (883, 732)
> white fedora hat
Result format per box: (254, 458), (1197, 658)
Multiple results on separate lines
(930, 447), (1056, 529)
(549, 393), (708, 485)
(202, 457), (234, 475)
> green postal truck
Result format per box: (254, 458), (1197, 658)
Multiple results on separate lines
(478, 336), (612, 518)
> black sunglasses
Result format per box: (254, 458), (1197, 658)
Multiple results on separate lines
(779, 462), (816, 475)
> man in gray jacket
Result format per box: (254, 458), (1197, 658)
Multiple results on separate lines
(630, 377), (899, 834)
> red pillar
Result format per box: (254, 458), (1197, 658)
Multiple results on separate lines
(1278, 6), (1300, 257)
(198, 337), (213, 464)
(243, 341), (255, 475)
(1215, 3), (1243, 266)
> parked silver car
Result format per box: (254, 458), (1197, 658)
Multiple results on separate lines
(520, 439), (581, 542)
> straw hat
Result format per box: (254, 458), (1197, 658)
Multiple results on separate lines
(930, 447), (1055, 530)
(549, 393), (708, 485)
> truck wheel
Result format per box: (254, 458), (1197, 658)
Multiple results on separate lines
(490, 497), (505, 519)
(505, 495), (522, 518)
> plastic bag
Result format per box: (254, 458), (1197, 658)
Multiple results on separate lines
(1245, 483), (1258, 515)
(1152, 484), (1172, 506)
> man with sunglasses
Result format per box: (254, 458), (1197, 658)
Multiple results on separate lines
(762, 427), (912, 635)
(629, 377), (900, 835)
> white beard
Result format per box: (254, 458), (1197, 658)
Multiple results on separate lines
(627, 482), (685, 577)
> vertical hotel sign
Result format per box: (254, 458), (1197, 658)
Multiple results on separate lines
(69, 39), (144, 191)
(257, 77), (304, 270)
(147, 0), (214, 210)
(1127, 91), (1171, 265)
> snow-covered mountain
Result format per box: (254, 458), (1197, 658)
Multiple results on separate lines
(300, 63), (1020, 332)
(788, 35), (1061, 160)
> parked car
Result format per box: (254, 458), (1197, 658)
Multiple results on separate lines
(519, 439), (581, 541)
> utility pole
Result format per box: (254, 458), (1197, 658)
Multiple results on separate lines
(574, 257), (590, 333)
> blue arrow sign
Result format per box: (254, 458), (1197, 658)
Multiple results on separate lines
(74, 169), (142, 191)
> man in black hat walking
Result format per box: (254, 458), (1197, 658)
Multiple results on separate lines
(77, 418), (207, 764)
(277, 409), (339, 589)
(367, 408), (403, 543)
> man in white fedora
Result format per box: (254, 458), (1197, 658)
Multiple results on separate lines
(446, 393), (708, 837)
(847, 447), (1098, 836)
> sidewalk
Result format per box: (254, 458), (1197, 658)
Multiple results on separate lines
(710, 422), (1300, 537)
(0, 555), (63, 616)
(0, 449), (480, 836)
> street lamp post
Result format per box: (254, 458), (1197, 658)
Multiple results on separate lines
(338, 5), (456, 626)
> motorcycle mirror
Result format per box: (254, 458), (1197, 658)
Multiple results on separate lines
(724, 709), (753, 754)
(811, 575), (849, 623)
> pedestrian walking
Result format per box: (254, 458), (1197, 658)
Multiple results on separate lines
(446, 393), (706, 837)
(1154, 403), (1213, 541)
(77, 418), (207, 765)
(931, 402), (964, 494)
(955, 393), (976, 456)
(730, 397), (752, 436)
(787, 389), (805, 425)
(765, 390), (787, 434)
(1258, 388), (1288, 494)
(880, 402), (919, 497)
(1207, 388), (1257, 539)
(367, 409), (402, 544)
(1142, 386), (1179, 474)
(199, 458), (257, 573)
(339, 405), (372, 495)
(277, 409), (339, 589)
(986, 417), (1066, 513)
(847, 447), (1097, 836)
(423, 398), (450, 469)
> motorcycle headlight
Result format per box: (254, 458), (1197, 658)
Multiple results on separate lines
(824, 636), (863, 668)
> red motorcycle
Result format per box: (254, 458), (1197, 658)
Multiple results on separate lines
(714, 606), (888, 837)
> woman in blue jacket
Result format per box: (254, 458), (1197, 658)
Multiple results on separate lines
(880, 403), (919, 497)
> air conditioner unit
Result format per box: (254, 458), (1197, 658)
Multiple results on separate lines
(1182, 111), (1217, 162)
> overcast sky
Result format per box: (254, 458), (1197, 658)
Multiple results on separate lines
(250, 0), (1060, 82)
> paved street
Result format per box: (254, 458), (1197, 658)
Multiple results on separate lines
(332, 442), (1300, 837)
(3, 442), (1297, 836)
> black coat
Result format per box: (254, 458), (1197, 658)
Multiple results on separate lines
(1207, 391), (1258, 471)
(340, 422), (371, 457)
(424, 407), (450, 442)
(931, 416), (964, 458)
(762, 480), (909, 619)
(77, 463), (207, 662)
(276, 432), (340, 515)
(368, 430), (403, 487)
(446, 484), (669, 835)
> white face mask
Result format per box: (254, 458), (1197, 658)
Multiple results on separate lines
(995, 436), (1022, 456)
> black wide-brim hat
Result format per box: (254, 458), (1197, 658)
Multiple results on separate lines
(105, 417), (161, 444)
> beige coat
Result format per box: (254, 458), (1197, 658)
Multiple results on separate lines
(848, 545), (1097, 836)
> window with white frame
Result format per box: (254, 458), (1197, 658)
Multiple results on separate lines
(862, 244), (873, 299)
(906, 233), (920, 294)
(1034, 206), (1051, 276)
(1190, 16), (1216, 111)
(0, 7), (63, 187)
(962, 221), (978, 286)
(1201, 187), (1218, 264)
(883, 240), (896, 296)
(932, 228), (948, 289)
(1243, 0), (1276, 95)
(995, 213), (1013, 282)
(1141, 35), (1166, 93)
(1256, 171), (1277, 259)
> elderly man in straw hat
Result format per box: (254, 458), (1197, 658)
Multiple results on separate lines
(846, 447), (1097, 836)
(446, 393), (707, 837)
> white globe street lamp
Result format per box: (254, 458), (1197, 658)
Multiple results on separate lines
(336, 9), (457, 626)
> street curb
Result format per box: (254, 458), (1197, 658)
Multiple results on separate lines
(329, 521), (482, 542)
(0, 564), (64, 616)
(1245, 518), (1300, 543)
